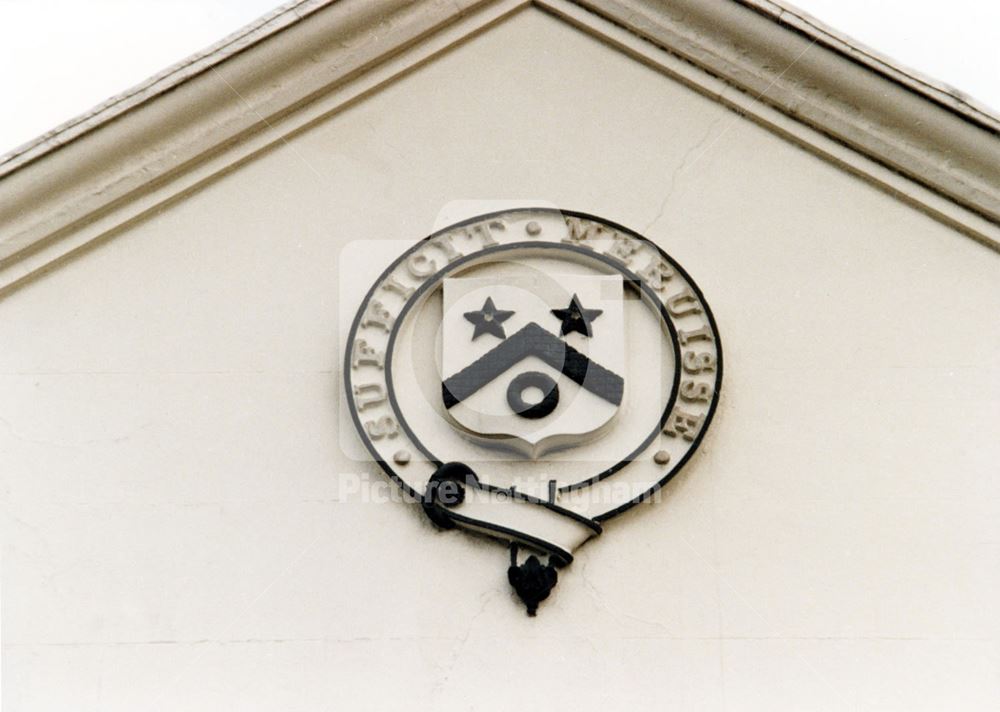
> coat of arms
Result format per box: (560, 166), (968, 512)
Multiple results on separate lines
(345, 208), (722, 614)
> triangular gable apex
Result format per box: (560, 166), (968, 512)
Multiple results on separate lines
(1, 0), (998, 295)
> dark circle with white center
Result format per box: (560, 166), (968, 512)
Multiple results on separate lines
(507, 371), (559, 419)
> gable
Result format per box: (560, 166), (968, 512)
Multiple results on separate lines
(0, 0), (998, 300)
(2, 3), (999, 710)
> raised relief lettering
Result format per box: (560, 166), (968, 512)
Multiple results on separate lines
(406, 253), (437, 279)
(381, 274), (415, 299)
(351, 339), (385, 369)
(364, 416), (399, 440)
(603, 235), (641, 265)
(682, 351), (716, 374)
(637, 257), (674, 290)
(663, 410), (705, 441)
(680, 380), (713, 403)
(666, 289), (702, 318)
(353, 383), (387, 411)
(562, 217), (602, 249)
(343, 208), (723, 614)
(678, 325), (713, 345)
(431, 235), (462, 263)
(361, 300), (394, 332)
(459, 222), (502, 248)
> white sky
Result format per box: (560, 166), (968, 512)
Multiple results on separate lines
(0, 0), (997, 157)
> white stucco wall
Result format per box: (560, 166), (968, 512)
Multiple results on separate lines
(2, 8), (998, 710)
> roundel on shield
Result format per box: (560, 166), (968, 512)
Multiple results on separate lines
(441, 274), (625, 457)
(344, 208), (722, 616)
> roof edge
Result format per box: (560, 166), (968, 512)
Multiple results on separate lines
(738, 0), (1000, 134)
(574, 0), (1000, 225)
(3, 0), (998, 178)
(0, 0), (998, 297)
(0, 0), (337, 176)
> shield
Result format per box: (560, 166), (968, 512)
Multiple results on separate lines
(441, 273), (625, 457)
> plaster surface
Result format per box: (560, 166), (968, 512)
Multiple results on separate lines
(1, 8), (998, 710)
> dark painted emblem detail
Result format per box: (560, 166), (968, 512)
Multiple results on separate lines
(506, 371), (560, 419)
(463, 296), (514, 340)
(345, 208), (722, 615)
(441, 322), (624, 410)
(551, 293), (603, 337)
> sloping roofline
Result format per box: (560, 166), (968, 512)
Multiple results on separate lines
(0, 0), (334, 175)
(1, 0), (998, 294)
(737, 0), (999, 132)
(3, 0), (997, 174)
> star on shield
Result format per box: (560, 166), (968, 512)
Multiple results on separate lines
(550, 294), (603, 337)
(441, 275), (625, 456)
(463, 297), (515, 340)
